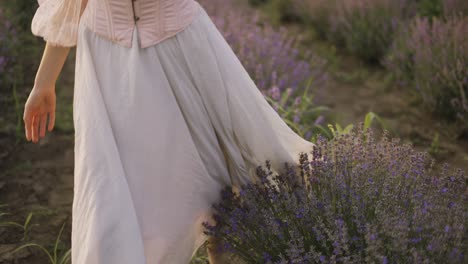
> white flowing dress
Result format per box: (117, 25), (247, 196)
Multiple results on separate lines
(72, 1), (316, 263)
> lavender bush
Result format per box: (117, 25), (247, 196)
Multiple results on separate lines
(198, 0), (330, 140)
(0, 10), (8, 76)
(416, 0), (444, 18)
(202, 123), (467, 263)
(291, 0), (337, 41)
(0, 8), (17, 87)
(0, 3), (44, 141)
(328, 0), (410, 64)
(200, 0), (326, 94)
(385, 15), (467, 123)
(443, 0), (468, 17)
(263, 0), (466, 67)
(0, 6), (21, 138)
(2, 0), (38, 32)
(1, 0), (44, 89)
(248, 0), (268, 6)
(415, 0), (468, 19)
(287, 0), (415, 64)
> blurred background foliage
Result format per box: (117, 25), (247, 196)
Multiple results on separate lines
(249, 0), (467, 131)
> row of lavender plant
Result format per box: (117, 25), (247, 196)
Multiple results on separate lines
(289, 0), (466, 62)
(197, 0), (330, 141)
(0, 6), (22, 141)
(203, 123), (467, 263)
(280, 0), (467, 126)
(384, 15), (467, 123)
(1, 2), (44, 141)
(0, 7), (17, 89)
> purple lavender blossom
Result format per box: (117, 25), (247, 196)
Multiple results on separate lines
(202, 123), (466, 263)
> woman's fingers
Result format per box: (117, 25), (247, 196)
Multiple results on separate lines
(39, 113), (47, 138)
(48, 109), (55, 132)
(32, 114), (40, 143)
(26, 111), (54, 143)
(23, 88), (57, 143)
(24, 113), (32, 141)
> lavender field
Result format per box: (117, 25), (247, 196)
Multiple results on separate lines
(0, 0), (466, 263)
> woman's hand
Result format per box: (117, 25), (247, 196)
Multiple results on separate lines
(24, 42), (71, 143)
(23, 85), (56, 143)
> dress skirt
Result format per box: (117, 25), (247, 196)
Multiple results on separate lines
(72, 1), (316, 263)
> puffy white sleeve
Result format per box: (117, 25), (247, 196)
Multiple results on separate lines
(31, 0), (88, 47)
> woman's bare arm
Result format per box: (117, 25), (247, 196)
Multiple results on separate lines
(34, 0), (88, 88)
(24, 0), (89, 143)
(34, 43), (70, 89)
(23, 43), (70, 143)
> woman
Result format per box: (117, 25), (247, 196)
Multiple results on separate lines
(23, 0), (316, 263)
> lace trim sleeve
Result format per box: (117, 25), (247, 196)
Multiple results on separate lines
(31, 0), (87, 47)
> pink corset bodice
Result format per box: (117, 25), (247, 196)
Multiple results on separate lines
(32, 0), (200, 48)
